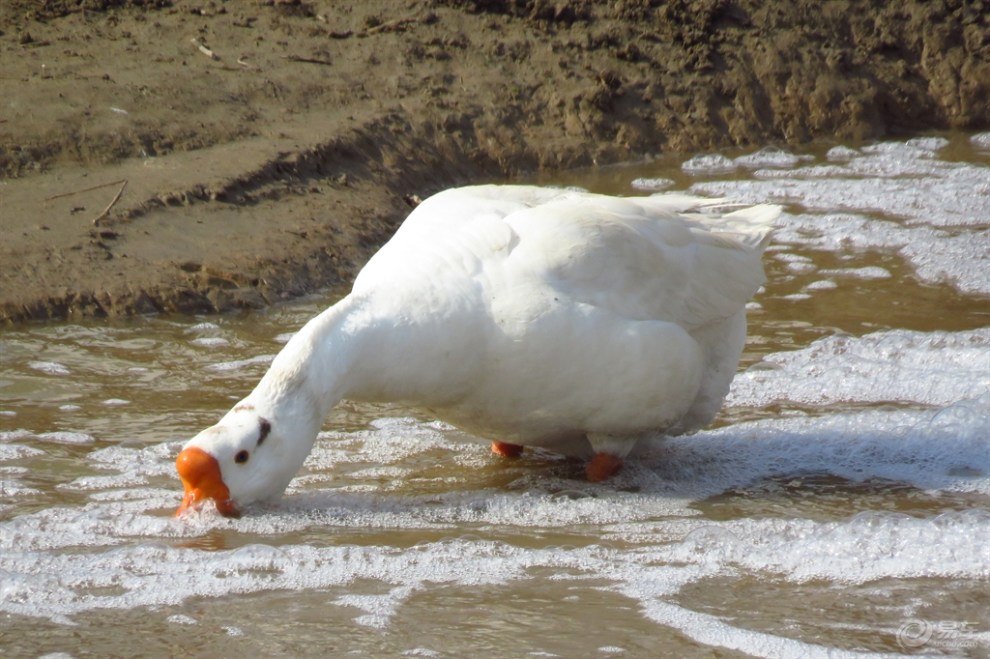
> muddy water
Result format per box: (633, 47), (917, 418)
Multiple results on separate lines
(2, 134), (989, 658)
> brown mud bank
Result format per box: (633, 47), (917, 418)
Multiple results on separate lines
(1, 0), (987, 323)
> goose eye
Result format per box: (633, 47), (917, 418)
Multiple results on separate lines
(235, 450), (250, 464)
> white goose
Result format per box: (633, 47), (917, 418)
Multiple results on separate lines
(176, 185), (778, 517)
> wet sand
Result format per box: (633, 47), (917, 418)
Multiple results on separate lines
(1, 0), (988, 322)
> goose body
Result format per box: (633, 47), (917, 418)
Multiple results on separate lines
(176, 185), (779, 516)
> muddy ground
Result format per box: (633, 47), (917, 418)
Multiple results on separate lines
(1, 0), (987, 323)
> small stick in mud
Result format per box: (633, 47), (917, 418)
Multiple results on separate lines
(91, 180), (128, 226)
(44, 178), (127, 203)
(282, 54), (333, 66)
(361, 17), (415, 36)
(191, 38), (219, 61)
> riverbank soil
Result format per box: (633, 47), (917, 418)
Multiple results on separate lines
(1, 0), (987, 322)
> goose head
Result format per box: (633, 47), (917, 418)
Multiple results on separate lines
(175, 402), (320, 518)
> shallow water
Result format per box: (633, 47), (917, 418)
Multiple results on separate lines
(2, 133), (989, 658)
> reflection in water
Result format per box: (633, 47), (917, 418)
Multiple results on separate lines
(1, 133), (988, 657)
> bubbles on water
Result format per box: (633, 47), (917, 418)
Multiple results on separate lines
(773, 252), (816, 274)
(729, 329), (990, 409)
(819, 266), (891, 280)
(766, 209), (990, 294)
(190, 337), (230, 348)
(4, 394), (986, 624)
(167, 614), (198, 625)
(734, 147), (812, 170)
(826, 145), (860, 161)
(336, 585), (417, 628)
(36, 431), (95, 445)
(971, 132), (990, 150)
(207, 354), (276, 372)
(709, 164), (985, 226)
(186, 322), (221, 334)
(28, 361), (71, 375)
(1, 134), (988, 656)
(904, 136), (950, 152)
(0, 443), (45, 462)
(630, 177), (674, 191)
(682, 154), (737, 175)
(699, 510), (990, 584)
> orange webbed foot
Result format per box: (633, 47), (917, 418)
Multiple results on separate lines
(491, 441), (524, 459)
(586, 453), (623, 482)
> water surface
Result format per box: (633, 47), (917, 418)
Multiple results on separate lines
(2, 133), (989, 658)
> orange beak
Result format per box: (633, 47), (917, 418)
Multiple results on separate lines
(175, 446), (240, 518)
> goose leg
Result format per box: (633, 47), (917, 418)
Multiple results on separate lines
(586, 453), (624, 482)
(491, 441), (524, 458)
(586, 433), (637, 482)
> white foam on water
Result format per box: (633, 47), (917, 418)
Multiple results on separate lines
(630, 177), (674, 191)
(682, 154), (737, 175)
(28, 361), (71, 376)
(896, 229), (990, 296)
(190, 337), (230, 348)
(663, 510), (990, 584)
(826, 145), (860, 161)
(903, 136), (951, 151)
(734, 147), (812, 170)
(86, 442), (177, 477)
(728, 329), (990, 409)
(335, 585), (417, 628)
(767, 212), (990, 295)
(2, 429), (94, 454)
(36, 431), (96, 445)
(0, 465), (42, 497)
(690, 146), (989, 228)
(0, 444), (45, 462)
(969, 132), (990, 150)
(773, 252), (817, 274)
(57, 472), (150, 493)
(186, 322), (221, 334)
(628, 597), (894, 659)
(819, 266), (891, 279)
(274, 332), (296, 344)
(653, 402), (988, 499)
(4, 504), (981, 656)
(167, 614), (198, 625)
(1, 429), (37, 442)
(2, 135), (987, 657)
(1, 389), (987, 657)
(206, 354), (276, 372)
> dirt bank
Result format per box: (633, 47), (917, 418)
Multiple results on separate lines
(1, 0), (987, 323)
